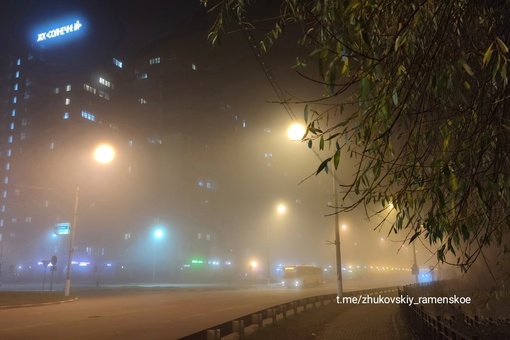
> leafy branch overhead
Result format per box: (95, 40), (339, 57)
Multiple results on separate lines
(202, 0), (510, 271)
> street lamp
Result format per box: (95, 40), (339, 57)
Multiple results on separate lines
(94, 144), (115, 164)
(287, 123), (306, 141)
(267, 203), (287, 284)
(287, 122), (343, 298)
(249, 260), (257, 285)
(152, 228), (164, 283)
(64, 144), (115, 297)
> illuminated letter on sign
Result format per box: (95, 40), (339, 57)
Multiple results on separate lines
(37, 20), (82, 42)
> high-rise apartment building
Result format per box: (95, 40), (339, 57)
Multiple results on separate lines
(0, 13), (243, 283)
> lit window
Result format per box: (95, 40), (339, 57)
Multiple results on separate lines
(81, 110), (95, 122)
(63, 112), (69, 119)
(113, 58), (123, 68)
(99, 77), (113, 88)
(7, 149), (11, 157)
(5, 163), (10, 170)
(99, 90), (110, 100)
(2, 191), (7, 198)
(137, 73), (148, 79)
(11, 109), (16, 117)
(25, 217), (31, 223)
(13, 84), (18, 91)
(21, 118), (28, 126)
(128, 140), (133, 147)
(191, 63), (197, 70)
(25, 78), (31, 86)
(65, 98), (70, 105)
(66, 84), (71, 91)
(149, 57), (161, 65)
(49, 142), (55, 150)
(10, 123), (14, 130)
(55, 87), (60, 94)
(206, 234), (211, 241)
(24, 91), (30, 99)
(8, 136), (13, 143)
(198, 181), (204, 187)
(20, 132), (27, 140)
(138, 98), (147, 104)
(198, 233), (202, 239)
(13, 96), (17, 104)
(1, 205), (5, 213)
(84, 84), (97, 94)
(4, 177), (8, 184)
(242, 119), (246, 128)
(147, 137), (162, 144)
(264, 153), (272, 158)
(15, 71), (20, 78)
(17, 58), (21, 65)
(124, 233), (131, 240)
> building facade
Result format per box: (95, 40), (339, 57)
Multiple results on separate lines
(0, 14), (247, 284)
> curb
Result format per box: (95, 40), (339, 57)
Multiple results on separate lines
(0, 297), (78, 310)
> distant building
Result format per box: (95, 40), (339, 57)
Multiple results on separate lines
(0, 13), (246, 282)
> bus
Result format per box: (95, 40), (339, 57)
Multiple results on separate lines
(281, 265), (323, 288)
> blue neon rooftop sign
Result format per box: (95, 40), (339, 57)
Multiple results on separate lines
(36, 19), (83, 43)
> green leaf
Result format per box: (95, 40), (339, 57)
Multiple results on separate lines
(334, 150), (340, 169)
(409, 231), (420, 244)
(482, 43), (493, 68)
(496, 36), (509, 54)
(462, 61), (474, 77)
(316, 157), (331, 175)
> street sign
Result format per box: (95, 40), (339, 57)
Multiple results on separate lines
(54, 222), (70, 235)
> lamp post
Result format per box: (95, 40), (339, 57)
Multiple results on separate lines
(287, 123), (343, 299)
(152, 228), (164, 283)
(267, 203), (286, 285)
(249, 260), (257, 285)
(332, 168), (343, 299)
(64, 144), (115, 297)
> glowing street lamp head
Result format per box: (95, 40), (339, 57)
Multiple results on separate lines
(154, 229), (164, 239)
(250, 261), (258, 269)
(94, 144), (115, 164)
(287, 123), (306, 141)
(276, 203), (287, 215)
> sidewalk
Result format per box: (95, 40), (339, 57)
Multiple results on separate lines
(318, 293), (416, 339)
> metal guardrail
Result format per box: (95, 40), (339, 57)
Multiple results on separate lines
(399, 281), (510, 340)
(178, 285), (400, 340)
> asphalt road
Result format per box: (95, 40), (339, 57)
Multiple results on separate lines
(0, 285), (338, 339)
